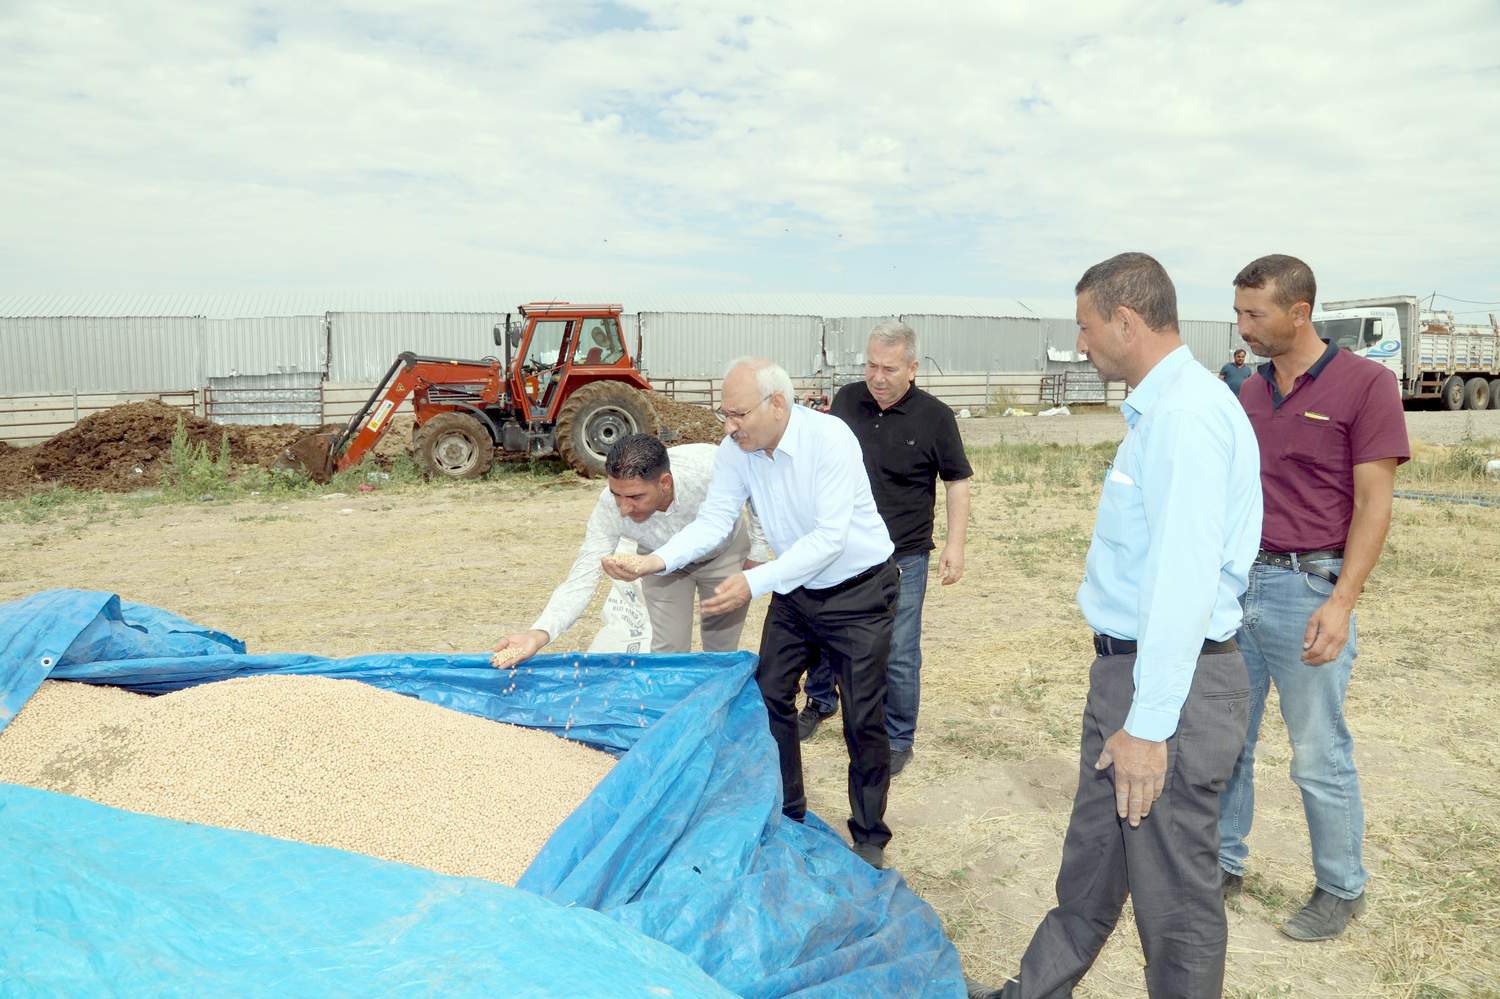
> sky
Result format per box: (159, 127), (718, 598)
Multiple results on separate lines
(2, 0), (1498, 321)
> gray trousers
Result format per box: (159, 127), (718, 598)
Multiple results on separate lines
(639, 519), (751, 653)
(1016, 648), (1250, 998)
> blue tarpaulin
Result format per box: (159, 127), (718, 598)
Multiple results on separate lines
(0, 590), (964, 997)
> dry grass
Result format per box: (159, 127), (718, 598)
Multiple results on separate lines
(1, 437), (1497, 995)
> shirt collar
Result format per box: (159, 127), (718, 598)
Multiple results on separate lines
(854, 380), (914, 413)
(1257, 337), (1339, 382)
(1120, 345), (1194, 426)
(1256, 338), (1340, 407)
(882, 383), (916, 412)
(759, 403), (807, 459)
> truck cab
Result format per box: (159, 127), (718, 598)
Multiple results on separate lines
(1311, 306), (1403, 380)
(1313, 295), (1500, 410)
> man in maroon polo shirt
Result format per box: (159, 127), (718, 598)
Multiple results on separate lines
(1219, 254), (1409, 942)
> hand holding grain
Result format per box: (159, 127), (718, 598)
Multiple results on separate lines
(491, 629), (548, 668)
(601, 553), (665, 582)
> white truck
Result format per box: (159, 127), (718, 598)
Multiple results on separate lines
(1312, 296), (1500, 410)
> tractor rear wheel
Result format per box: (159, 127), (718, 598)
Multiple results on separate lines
(555, 382), (659, 478)
(413, 412), (495, 480)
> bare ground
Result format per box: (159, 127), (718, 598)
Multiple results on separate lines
(1, 426), (1497, 997)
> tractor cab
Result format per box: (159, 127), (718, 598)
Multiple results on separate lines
(499, 303), (650, 425)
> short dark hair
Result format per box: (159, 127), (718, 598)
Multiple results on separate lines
(1075, 252), (1178, 332)
(1233, 254), (1317, 312)
(604, 434), (669, 480)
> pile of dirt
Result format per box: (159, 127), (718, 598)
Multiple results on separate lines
(650, 393), (723, 447)
(233, 423), (322, 467)
(26, 401), (311, 494)
(0, 440), (38, 498)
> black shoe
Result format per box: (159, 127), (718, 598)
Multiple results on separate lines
(1223, 870), (1244, 898)
(1280, 887), (1367, 941)
(851, 841), (886, 869)
(890, 746), (914, 777)
(797, 703), (835, 741)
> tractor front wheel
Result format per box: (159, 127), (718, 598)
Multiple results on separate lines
(413, 412), (495, 480)
(555, 382), (659, 478)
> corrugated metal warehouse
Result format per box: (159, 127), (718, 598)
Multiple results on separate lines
(0, 291), (1241, 442)
(1, 291), (1238, 390)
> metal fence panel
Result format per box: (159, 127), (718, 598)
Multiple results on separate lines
(328, 312), (506, 382)
(204, 316), (325, 378)
(900, 315), (1045, 373)
(205, 372), (323, 426)
(639, 312), (823, 377)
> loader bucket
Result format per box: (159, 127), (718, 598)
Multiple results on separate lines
(277, 431), (338, 484)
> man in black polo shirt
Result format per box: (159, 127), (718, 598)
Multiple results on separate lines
(798, 320), (972, 777)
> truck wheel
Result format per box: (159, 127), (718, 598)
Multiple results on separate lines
(412, 412), (495, 479)
(1490, 379), (1500, 410)
(555, 382), (660, 478)
(1439, 375), (1466, 411)
(1463, 377), (1490, 411)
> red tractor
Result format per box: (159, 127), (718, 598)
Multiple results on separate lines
(287, 302), (659, 481)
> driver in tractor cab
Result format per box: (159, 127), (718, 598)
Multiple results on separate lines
(584, 324), (624, 365)
(492, 434), (769, 664)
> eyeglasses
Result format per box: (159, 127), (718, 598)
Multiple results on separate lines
(713, 394), (773, 425)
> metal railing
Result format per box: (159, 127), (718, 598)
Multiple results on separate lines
(0, 390), (199, 446)
(1, 371), (1126, 447)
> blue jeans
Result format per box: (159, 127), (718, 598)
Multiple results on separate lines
(1217, 558), (1368, 899)
(805, 552), (929, 751)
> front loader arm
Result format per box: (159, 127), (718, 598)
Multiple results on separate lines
(329, 352), (423, 475)
(333, 354), (505, 475)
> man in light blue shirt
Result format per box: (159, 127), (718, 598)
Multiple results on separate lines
(603, 357), (899, 868)
(972, 253), (1261, 999)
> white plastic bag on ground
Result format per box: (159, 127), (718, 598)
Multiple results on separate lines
(589, 541), (653, 654)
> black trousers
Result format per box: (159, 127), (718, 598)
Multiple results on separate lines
(756, 559), (899, 847)
(1015, 649), (1250, 998)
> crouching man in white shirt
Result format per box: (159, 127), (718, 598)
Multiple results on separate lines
(493, 435), (768, 663)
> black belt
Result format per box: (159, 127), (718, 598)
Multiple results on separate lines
(1255, 548), (1342, 586)
(1093, 634), (1238, 657)
(804, 557), (895, 596)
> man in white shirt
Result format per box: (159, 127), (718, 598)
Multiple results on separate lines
(603, 358), (899, 868)
(493, 435), (769, 662)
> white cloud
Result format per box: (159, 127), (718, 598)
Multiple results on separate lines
(1, 0), (1497, 316)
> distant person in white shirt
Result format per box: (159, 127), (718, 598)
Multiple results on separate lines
(492, 436), (769, 663)
(602, 357), (899, 869)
